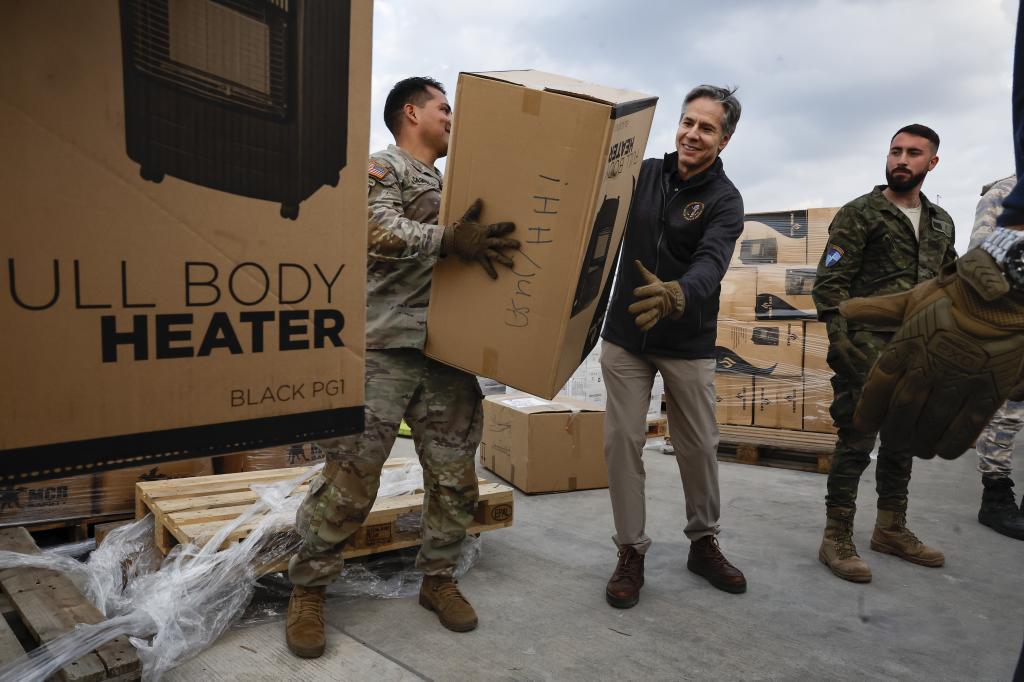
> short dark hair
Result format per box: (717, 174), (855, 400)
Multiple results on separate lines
(682, 85), (741, 138)
(891, 123), (940, 151)
(384, 77), (446, 136)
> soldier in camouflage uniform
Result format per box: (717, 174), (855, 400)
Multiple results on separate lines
(971, 176), (1024, 540)
(812, 124), (956, 583)
(285, 77), (518, 658)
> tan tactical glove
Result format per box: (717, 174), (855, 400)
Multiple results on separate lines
(823, 314), (868, 378)
(442, 198), (519, 279)
(839, 247), (1024, 459)
(628, 260), (685, 332)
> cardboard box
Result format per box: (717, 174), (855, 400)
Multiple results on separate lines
(217, 442), (326, 474)
(97, 458), (215, 514)
(719, 266), (758, 322)
(755, 266), (817, 320)
(733, 213), (809, 265)
(1, 2), (373, 481)
(716, 321), (804, 378)
(0, 474), (95, 526)
(807, 207), (841, 266)
(480, 394), (607, 493)
(425, 70), (657, 398)
(802, 322), (836, 433)
(714, 374), (754, 426)
(753, 376), (803, 430)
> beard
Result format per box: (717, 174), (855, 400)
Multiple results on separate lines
(885, 167), (927, 192)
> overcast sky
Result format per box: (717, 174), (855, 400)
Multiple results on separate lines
(370, 0), (1017, 255)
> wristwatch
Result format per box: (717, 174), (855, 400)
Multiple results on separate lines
(980, 227), (1024, 293)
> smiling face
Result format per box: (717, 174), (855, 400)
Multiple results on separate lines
(884, 132), (938, 192)
(410, 85), (452, 158)
(675, 97), (731, 180)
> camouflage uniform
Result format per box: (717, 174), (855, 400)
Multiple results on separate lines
(812, 186), (956, 511)
(971, 176), (1022, 479)
(289, 145), (482, 586)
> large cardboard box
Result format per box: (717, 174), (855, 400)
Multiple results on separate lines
(716, 321), (804, 378)
(97, 457), (215, 514)
(719, 266), (758, 322)
(217, 442), (326, 474)
(480, 394), (607, 493)
(425, 71), (657, 398)
(802, 322), (836, 433)
(714, 374), (754, 426)
(755, 266), (817, 320)
(732, 213), (809, 265)
(806, 207), (841, 266)
(1, 1), (372, 482)
(753, 376), (803, 430)
(0, 474), (95, 526)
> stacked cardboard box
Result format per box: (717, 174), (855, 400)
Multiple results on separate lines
(716, 208), (839, 434)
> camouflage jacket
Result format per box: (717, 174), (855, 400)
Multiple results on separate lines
(970, 176), (1015, 248)
(812, 185), (956, 334)
(365, 144), (445, 349)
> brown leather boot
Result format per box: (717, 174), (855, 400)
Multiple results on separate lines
(419, 575), (478, 632)
(871, 509), (945, 567)
(687, 535), (746, 594)
(605, 546), (645, 608)
(286, 585), (326, 658)
(819, 507), (872, 583)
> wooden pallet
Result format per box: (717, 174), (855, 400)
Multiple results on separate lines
(134, 459), (514, 571)
(716, 424), (837, 474)
(0, 512), (136, 546)
(0, 527), (141, 681)
(646, 414), (668, 438)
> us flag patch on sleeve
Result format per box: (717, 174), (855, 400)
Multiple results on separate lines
(368, 160), (390, 180)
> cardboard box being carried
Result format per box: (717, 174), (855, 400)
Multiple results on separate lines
(426, 70), (657, 399)
(716, 321), (804, 378)
(480, 394), (607, 493)
(755, 266), (817, 320)
(1, 1), (372, 482)
(753, 376), (803, 430)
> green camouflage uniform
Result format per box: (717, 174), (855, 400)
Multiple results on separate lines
(971, 176), (1022, 479)
(289, 145), (483, 586)
(812, 185), (956, 511)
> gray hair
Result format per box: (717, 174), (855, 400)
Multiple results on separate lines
(681, 85), (741, 138)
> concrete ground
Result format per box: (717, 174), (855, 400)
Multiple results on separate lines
(168, 440), (1024, 681)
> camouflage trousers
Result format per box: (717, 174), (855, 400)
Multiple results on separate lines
(825, 330), (914, 512)
(288, 349), (483, 587)
(977, 400), (1022, 478)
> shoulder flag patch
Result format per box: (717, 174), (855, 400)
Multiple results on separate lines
(824, 245), (845, 268)
(368, 160), (390, 180)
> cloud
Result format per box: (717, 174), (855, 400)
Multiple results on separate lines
(372, 0), (1017, 252)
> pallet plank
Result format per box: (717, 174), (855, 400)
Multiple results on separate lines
(0, 612), (26, 672)
(716, 425), (835, 474)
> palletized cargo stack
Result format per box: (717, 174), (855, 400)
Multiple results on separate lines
(714, 208), (840, 471)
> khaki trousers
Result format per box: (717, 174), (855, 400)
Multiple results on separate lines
(600, 341), (720, 552)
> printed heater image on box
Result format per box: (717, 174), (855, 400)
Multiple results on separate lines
(120, 0), (350, 220)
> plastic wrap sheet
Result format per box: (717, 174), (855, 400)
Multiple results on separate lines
(0, 457), (477, 682)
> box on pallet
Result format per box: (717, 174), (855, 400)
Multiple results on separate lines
(0, 1), (373, 482)
(97, 458), (215, 515)
(0, 474), (95, 526)
(719, 267), (758, 322)
(480, 394), (607, 493)
(755, 265), (817, 320)
(716, 320), (804, 378)
(732, 212), (810, 265)
(714, 374), (754, 427)
(753, 376), (803, 430)
(802, 321), (836, 434)
(217, 442), (326, 474)
(806, 208), (841, 265)
(425, 70), (657, 399)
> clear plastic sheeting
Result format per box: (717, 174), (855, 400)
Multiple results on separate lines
(0, 457), (478, 682)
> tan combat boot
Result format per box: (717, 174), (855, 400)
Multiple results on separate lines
(286, 585), (326, 658)
(818, 507), (872, 583)
(419, 575), (478, 632)
(871, 509), (945, 567)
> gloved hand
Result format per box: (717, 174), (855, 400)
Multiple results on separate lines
(442, 198), (519, 279)
(824, 315), (868, 377)
(839, 247), (1024, 459)
(627, 260), (685, 332)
